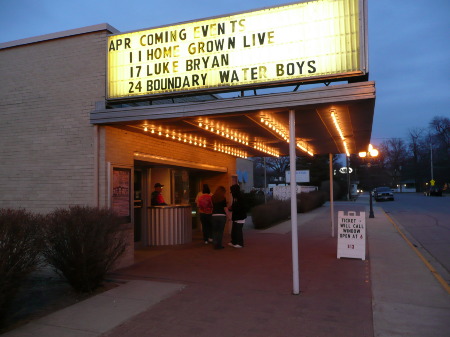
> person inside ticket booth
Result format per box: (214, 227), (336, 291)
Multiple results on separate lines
(151, 183), (167, 206)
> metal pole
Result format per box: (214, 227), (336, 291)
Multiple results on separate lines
(329, 153), (335, 237)
(369, 191), (374, 218)
(289, 109), (300, 295)
(430, 143), (434, 181)
(346, 155), (350, 201)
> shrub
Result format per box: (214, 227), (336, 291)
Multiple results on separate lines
(251, 191), (326, 229)
(42, 206), (128, 293)
(251, 199), (291, 229)
(0, 209), (43, 320)
(243, 190), (266, 210)
(297, 190), (326, 213)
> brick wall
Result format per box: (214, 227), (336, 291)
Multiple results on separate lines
(0, 31), (108, 213)
(0, 29), (237, 215)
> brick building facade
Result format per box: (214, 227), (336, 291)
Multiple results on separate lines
(0, 25), (237, 260)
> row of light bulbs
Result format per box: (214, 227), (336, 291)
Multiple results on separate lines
(142, 113), (319, 158)
(253, 142), (280, 157)
(197, 118), (283, 157)
(143, 124), (207, 148)
(259, 113), (289, 142)
(214, 143), (247, 158)
(143, 123), (249, 157)
(259, 112), (315, 156)
(296, 140), (314, 157)
(197, 119), (249, 145)
(330, 111), (350, 156)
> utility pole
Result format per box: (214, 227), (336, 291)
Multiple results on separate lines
(430, 143), (434, 181)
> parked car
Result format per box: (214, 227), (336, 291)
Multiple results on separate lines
(423, 186), (443, 196)
(373, 186), (394, 201)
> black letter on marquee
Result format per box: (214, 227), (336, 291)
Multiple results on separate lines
(308, 60), (316, 73)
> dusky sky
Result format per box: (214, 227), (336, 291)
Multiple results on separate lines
(1, 0), (449, 146)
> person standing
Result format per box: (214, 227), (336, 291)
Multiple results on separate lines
(197, 184), (213, 244)
(151, 183), (167, 205)
(228, 184), (247, 248)
(211, 186), (228, 250)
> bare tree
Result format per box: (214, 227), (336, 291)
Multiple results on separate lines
(408, 128), (425, 189)
(430, 116), (450, 157)
(380, 138), (408, 188)
(265, 156), (290, 180)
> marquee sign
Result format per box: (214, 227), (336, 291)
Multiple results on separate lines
(107, 0), (367, 99)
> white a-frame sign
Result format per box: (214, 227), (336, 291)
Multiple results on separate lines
(337, 211), (366, 260)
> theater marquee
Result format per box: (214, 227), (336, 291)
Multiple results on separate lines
(107, 0), (367, 99)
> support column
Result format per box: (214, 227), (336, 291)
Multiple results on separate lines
(346, 155), (351, 200)
(329, 153), (335, 237)
(289, 109), (299, 295)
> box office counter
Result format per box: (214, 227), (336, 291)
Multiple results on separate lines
(147, 205), (192, 246)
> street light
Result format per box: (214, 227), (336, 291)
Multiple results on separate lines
(359, 144), (379, 218)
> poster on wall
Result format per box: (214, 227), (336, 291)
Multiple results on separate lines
(112, 168), (131, 220)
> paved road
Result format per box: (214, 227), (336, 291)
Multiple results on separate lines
(371, 192), (450, 284)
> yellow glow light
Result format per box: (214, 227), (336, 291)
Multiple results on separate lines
(296, 140), (314, 157)
(213, 142), (247, 158)
(331, 112), (345, 140)
(343, 140), (350, 157)
(331, 111), (350, 156)
(253, 142), (279, 157)
(196, 119), (250, 147)
(360, 144), (379, 158)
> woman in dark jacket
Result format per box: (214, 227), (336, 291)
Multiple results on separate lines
(211, 186), (228, 249)
(228, 184), (247, 248)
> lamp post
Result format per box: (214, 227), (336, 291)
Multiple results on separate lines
(359, 144), (379, 218)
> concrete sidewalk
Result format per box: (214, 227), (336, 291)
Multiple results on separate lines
(3, 200), (450, 337)
(368, 206), (450, 336)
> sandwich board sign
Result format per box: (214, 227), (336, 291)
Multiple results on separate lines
(337, 211), (366, 260)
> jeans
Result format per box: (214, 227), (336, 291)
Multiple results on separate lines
(212, 215), (226, 249)
(231, 221), (244, 246)
(200, 213), (212, 242)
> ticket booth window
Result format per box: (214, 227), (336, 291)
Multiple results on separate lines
(172, 169), (189, 205)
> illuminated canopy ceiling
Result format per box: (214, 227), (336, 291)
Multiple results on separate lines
(91, 81), (375, 158)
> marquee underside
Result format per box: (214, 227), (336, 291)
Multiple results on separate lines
(91, 81), (376, 157)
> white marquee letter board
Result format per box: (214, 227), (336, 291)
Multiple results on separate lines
(337, 211), (366, 260)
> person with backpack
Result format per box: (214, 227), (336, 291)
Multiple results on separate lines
(228, 184), (247, 248)
(196, 184), (213, 244)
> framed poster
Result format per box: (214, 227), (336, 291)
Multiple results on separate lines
(112, 167), (131, 222)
